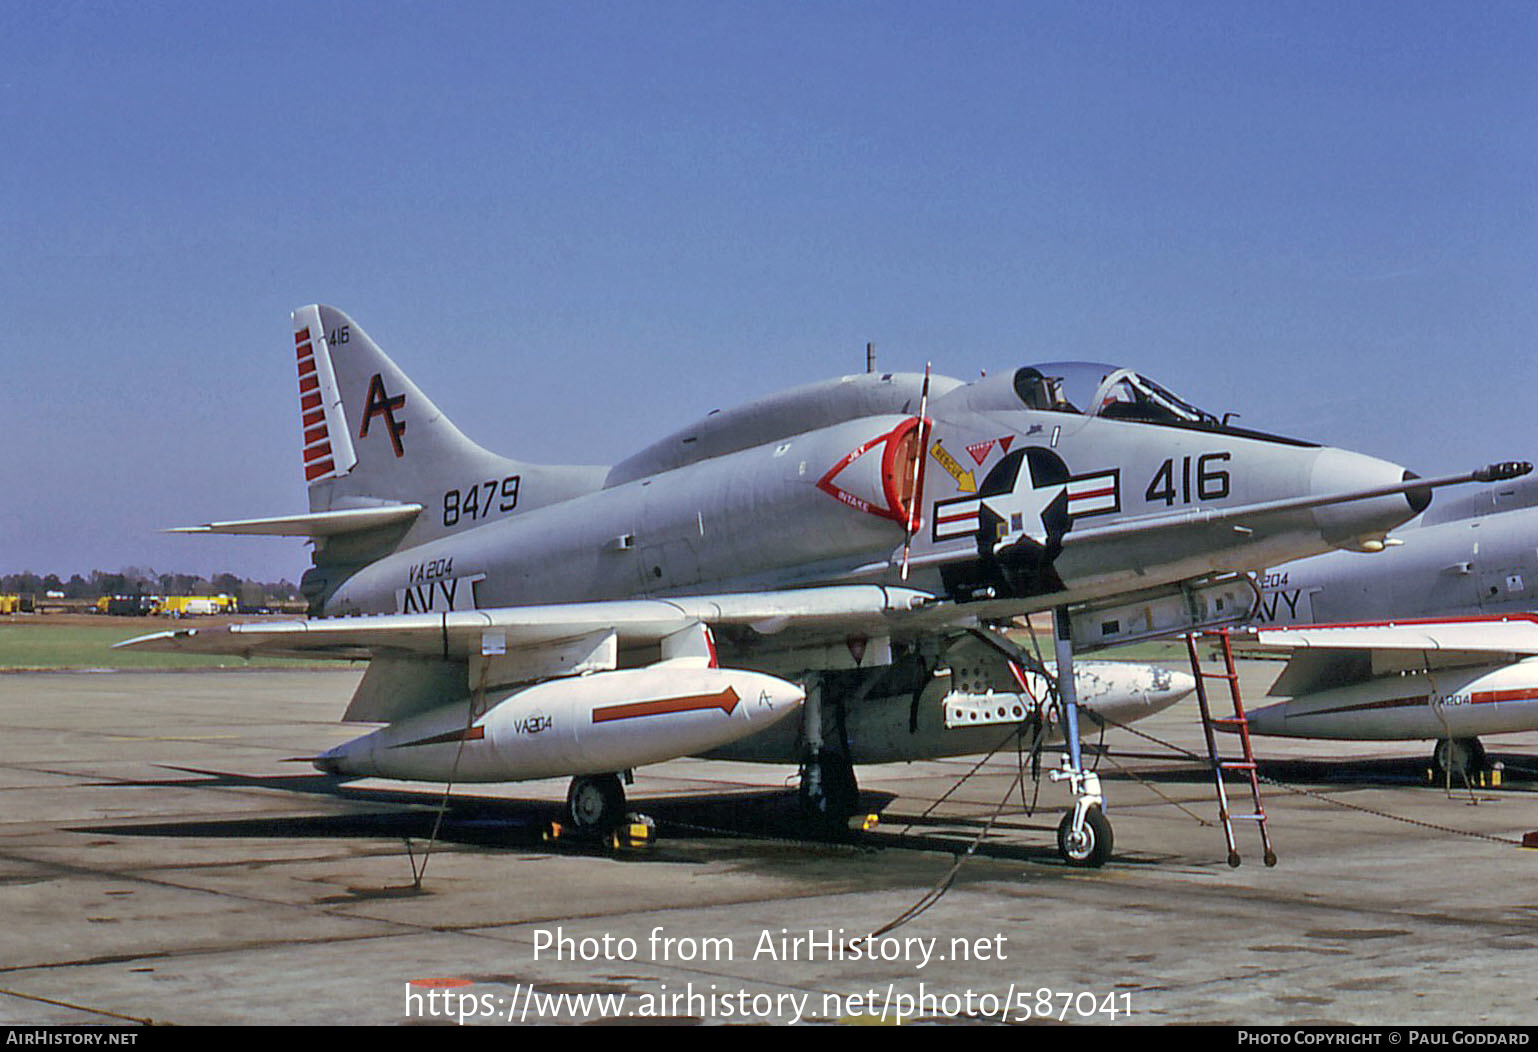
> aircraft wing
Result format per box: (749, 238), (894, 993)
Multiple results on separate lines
(1253, 615), (1538, 696)
(118, 586), (943, 723)
(118, 585), (936, 662)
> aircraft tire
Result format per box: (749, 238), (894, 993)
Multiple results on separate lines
(1432, 737), (1485, 779)
(1057, 806), (1113, 868)
(567, 773), (626, 833)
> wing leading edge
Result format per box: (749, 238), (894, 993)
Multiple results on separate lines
(117, 585), (934, 663)
(118, 585), (935, 724)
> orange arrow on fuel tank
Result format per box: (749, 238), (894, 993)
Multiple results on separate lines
(591, 687), (742, 724)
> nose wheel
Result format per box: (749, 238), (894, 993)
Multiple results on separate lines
(1056, 806), (1113, 868)
(1048, 606), (1113, 868)
(1051, 754), (1112, 867)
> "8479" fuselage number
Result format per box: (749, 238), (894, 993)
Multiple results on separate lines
(443, 475), (521, 527)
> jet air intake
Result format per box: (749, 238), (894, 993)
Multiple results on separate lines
(814, 416), (925, 529)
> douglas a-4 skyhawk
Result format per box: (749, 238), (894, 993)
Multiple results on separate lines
(125, 306), (1529, 866)
(1247, 473), (1538, 779)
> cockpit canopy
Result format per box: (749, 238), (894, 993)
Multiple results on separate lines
(1013, 362), (1221, 429)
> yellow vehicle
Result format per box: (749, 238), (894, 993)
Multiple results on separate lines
(99, 595), (159, 615)
(159, 595), (238, 617)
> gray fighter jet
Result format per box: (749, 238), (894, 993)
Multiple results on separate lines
(1258, 473), (1538, 625)
(1249, 474), (1538, 777)
(125, 305), (1527, 865)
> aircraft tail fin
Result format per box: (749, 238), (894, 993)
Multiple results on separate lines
(293, 305), (498, 504)
(290, 304), (605, 539)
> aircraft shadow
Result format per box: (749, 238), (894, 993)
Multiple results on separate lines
(71, 765), (915, 854)
(69, 765), (1113, 864)
(104, 751), (1531, 866)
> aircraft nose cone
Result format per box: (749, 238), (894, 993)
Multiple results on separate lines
(1402, 470), (1432, 515)
(1309, 449), (1425, 544)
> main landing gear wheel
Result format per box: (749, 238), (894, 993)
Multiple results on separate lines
(1057, 806), (1113, 868)
(799, 748), (861, 837)
(567, 773), (626, 833)
(1432, 737), (1485, 779)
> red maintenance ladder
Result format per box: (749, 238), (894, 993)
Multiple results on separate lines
(1184, 629), (1277, 868)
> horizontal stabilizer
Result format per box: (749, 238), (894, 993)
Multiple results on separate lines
(166, 504), (422, 537)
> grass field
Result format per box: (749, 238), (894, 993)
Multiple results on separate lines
(0, 614), (1196, 670)
(0, 618), (352, 670)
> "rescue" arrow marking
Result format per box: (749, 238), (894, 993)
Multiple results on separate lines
(929, 442), (976, 493)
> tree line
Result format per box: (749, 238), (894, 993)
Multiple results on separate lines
(2, 568), (301, 605)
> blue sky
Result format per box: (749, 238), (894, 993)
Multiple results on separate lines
(3, 2), (1534, 582)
